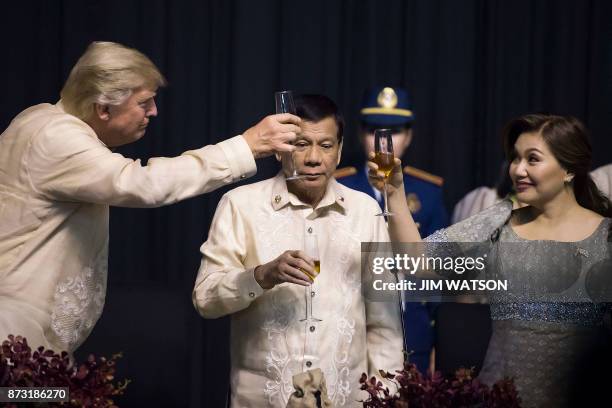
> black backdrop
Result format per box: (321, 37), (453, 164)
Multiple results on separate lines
(1, 1), (611, 406)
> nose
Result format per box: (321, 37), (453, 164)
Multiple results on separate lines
(511, 159), (528, 179)
(304, 145), (322, 166)
(147, 99), (158, 117)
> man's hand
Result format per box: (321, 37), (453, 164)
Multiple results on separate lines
(254, 250), (315, 290)
(243, 113), (302, 159)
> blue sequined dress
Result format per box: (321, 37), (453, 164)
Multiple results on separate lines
(425, 201), (611, 407)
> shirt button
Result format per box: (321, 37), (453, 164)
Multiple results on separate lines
(240, 174), (246, 179)
(249, 292), (255, 298)
(274, 195), (281, 203)
(307, 227), (313, 233)
(309, 326), (316, 332)
(311, 291), (315, 297)
(305, 361), (312, 368)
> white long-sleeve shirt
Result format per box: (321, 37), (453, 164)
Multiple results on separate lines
(193, 173), (403, 407)
(592, 163), (612, 198)
(0, 101), (256, 353)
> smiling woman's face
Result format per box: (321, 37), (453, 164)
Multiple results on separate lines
(281, 116), (341, 198)
(509, 131), (571, 206)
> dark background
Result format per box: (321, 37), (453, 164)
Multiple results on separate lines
(1, 1), (611, 406)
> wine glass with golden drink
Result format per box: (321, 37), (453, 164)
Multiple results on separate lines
(275, 91), (304, 181)
(300, 231), (321, 322)
(374, 129), (394, 216)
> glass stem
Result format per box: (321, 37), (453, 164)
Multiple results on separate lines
(305, 285), (312, 320)
(383, 180), (389, 214)
(292, 152), (299, 177)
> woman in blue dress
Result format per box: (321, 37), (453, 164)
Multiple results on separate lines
(369, 114), (611, 407)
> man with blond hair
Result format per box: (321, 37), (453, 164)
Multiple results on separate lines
(0, 41), (301, 354)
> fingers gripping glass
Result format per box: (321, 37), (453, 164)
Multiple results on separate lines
(300, 231), (321, 322)
(274, 91), (304, 181)
(374, 129), (394, 216)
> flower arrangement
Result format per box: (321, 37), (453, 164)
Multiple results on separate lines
(360, 361), (520, 407)
(0, 335), (129, 408)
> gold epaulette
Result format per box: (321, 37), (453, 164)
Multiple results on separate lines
(403, 165), (444, 186)
(334, 166), (357, 179)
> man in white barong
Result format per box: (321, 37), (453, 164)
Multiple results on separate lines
(193, 94), (403, 407)
(0, 41), (301, 354)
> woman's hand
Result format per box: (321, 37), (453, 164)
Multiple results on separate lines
(367, 152), (422, 243)
(366, 151), (405, 197)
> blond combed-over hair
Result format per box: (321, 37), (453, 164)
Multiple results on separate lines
(60, 41), (166, 120)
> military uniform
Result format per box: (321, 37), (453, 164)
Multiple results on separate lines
(337, 86), (449, 374)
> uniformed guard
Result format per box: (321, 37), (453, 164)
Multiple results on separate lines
(335, 86), (449, 373)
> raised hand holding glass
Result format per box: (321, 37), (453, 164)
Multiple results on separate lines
(374, 129), (394, 216)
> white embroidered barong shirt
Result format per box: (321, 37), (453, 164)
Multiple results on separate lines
(193, 173), (403, 407)
(0, 101), (256, 353)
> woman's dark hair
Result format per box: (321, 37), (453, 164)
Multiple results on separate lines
(502, 113), (611, 217)
(294, 94), (344, 144)
(494, 160), (513, 198)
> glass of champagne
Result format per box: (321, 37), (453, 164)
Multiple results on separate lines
(300, 231), (321, 322)
(274, 90), (304, 181)
(374, 129), (395, 216)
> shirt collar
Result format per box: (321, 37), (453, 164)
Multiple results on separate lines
(271, 172), (347, 213)
(55, 99), (66, 112)
(55, 99), (109, 148)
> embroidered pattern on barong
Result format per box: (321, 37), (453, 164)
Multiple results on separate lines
(50, 243), (107, 351)
(261, 208), (362, 406)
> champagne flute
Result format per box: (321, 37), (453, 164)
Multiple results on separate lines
(300, 231), (321, 322)
(373, 129), (395, 216)
(274, 90), (304, 181)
